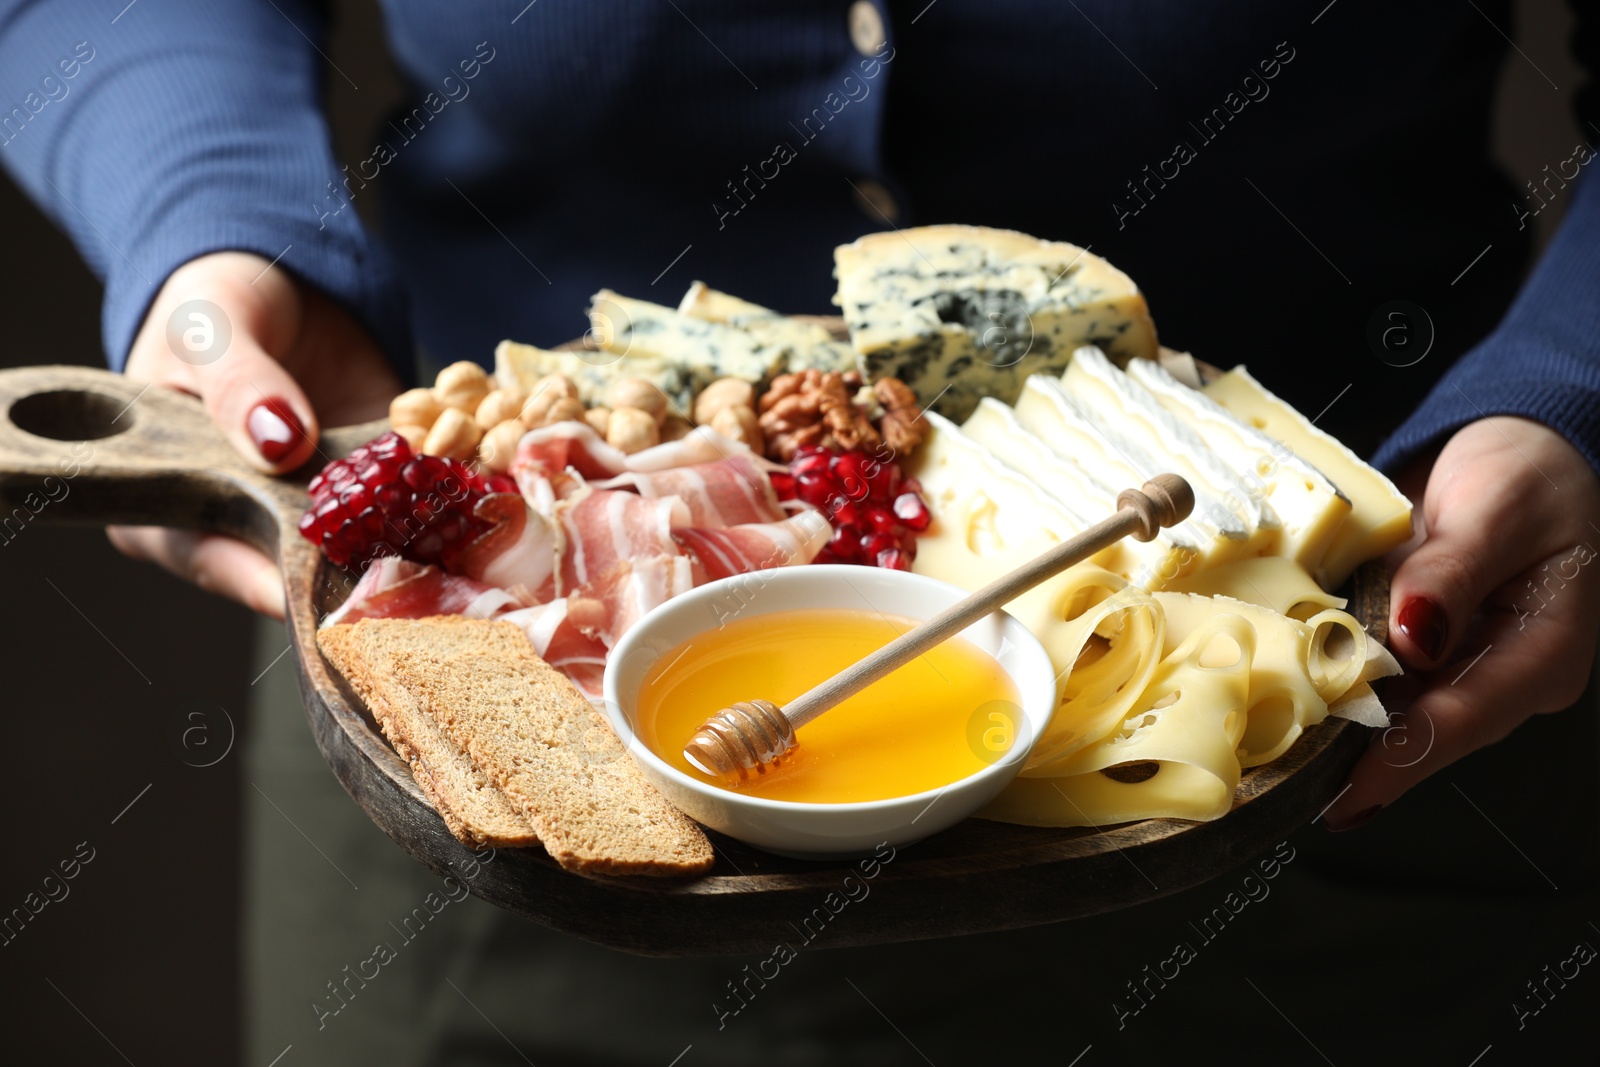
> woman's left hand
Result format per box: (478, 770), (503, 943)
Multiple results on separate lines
(1324, 415), (1600, 831)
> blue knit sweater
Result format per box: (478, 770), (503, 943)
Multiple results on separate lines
(1, 0), (1596, 475)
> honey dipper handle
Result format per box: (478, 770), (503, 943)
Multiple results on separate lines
(781, 474), (1194, 732)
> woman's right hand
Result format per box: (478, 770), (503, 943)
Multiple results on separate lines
(109, 251), (403, 617)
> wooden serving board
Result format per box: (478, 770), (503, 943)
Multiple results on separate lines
(0, 354), (1388, 958)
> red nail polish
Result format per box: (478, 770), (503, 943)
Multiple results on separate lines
(1395, 596), (1448, 661)
(247, 397), (305, 463)
(1327, 804), (1383, 833)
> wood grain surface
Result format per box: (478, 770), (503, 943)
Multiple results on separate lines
(0, 355), (1389, 957)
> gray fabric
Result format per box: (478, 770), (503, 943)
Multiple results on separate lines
(243, 619), (1600, 1065)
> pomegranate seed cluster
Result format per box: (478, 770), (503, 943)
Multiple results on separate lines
(298, 431), (517, 572)
(770, 445), (931, 571)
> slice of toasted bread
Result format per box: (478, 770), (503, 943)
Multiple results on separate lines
(317, 622), (540, 849)
(394, 632), (713, 877)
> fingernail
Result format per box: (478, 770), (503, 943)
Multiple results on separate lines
(1326, 804), (1383, 833)
(247, 397), (306, 463)
(1395, 596), (1448, 661)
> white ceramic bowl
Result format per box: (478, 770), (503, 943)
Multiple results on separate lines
(602, 565), (1058, 859)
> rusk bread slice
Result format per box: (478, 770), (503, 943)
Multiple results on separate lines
(317, 622), (540, 849)
(395, 638), (715, 877)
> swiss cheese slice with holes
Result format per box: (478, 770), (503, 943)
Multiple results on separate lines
(986, 613), (1257, 825)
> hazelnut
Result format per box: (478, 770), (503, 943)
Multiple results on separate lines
(711, 403), (764, 452)
(693, 378), (755, 425)
(478, 418), (526, 473)
(541, 397), (588, 427)
(434, 361), (491, 414)
(422, 406), (482, 460)
(391, 423), (430, 452)
(609, 377), (669, 425)
(659, 414), (693, 442)
(390, 387), (444, 429)
(606, 406), (660, 454)
(475, 387), (526, 431)
(519, 374), (580, 426)
(584, 405), (613, 437)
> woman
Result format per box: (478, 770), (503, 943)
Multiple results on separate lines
(3, 1), (1596, 1061)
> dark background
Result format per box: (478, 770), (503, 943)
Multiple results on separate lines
(0, 1), (1590, 1063)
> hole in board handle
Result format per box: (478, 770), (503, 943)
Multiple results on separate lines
(8, 389), (132, 442)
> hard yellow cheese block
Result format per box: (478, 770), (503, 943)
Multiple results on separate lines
(1203, 366), (1412, 588)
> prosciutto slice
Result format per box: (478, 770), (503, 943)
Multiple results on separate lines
(568, 555), (694, 646)
(555, 487), (687, 594)
(456, 493), (561, 603)
(501, 599), (609, 699)
(673, 511), (832, 584)
(595, 455), (784, 528)
(321, 557), (523, 628)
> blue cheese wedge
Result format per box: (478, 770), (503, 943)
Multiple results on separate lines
(962, 398), (1199, 587)
(1058, 347), (1274, 551)
(832, 224), (1159, 420)
(1126, 357), (1352, 581)
(677, 282), (861, 375)
(1013, 375), (1249, 565)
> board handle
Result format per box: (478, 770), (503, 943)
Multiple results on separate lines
(0, 364), (385, 558)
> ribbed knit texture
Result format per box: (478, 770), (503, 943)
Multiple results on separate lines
(0, 0), (410, 371)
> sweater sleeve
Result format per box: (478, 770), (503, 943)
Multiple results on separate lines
(0, 0), (410, 371)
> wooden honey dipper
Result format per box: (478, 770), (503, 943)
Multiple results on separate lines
(681, 473), (1195, 779)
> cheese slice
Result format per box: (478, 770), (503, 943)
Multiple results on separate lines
(962, 398), (1196, 587)
(1164, 556), (1345, 621)
(1127, 356), (1352, 578)
(1014, 375), (1248, 564)
(1059, 347), (1273, 550)
(905, 411), (1097, 587)
(987, 613), (1257, 825)
(832, 225), (1159, 420)
(1203, 365), (1412, 588)
(1154, 592), (1328, 767)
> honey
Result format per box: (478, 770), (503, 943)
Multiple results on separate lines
(636, 608), (1023, 803)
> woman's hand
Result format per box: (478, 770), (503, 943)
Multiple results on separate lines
(110, 251), (402, 617)
(1325, 416), (1600, 830)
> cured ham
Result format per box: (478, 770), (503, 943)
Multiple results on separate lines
(673, 511), (832, 584)
(322, 557), (523, 628)
(595, 455), (784, 528)
(456, 493), (561, 603)
(567, 555), (694, 648)
(501, 599), (609, 699)
(512, 422), (780, 517)
(555, 488), (688, 594)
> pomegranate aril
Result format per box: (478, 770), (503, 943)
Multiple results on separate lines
(892, 491), (930, 531)
(484, 474), (518, 495)
(866, 461), (901, 502)
(832, 500), (864, 528)
(860, 531), (899, 560)
(867, 508), (905, 536)
(769, 471), (797, 500)
(876, 547), (912, 571)
(795, 471), (833, 508)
